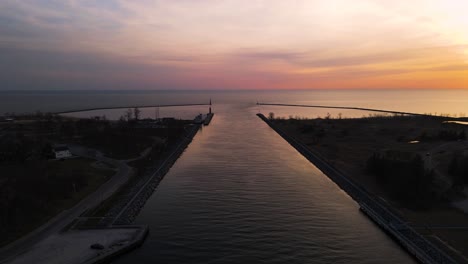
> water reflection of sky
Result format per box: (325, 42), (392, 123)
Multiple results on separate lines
(3, 90), (468, 118)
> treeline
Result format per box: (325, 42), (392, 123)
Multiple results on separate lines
(367, 152), (434, 208)
(76, 117), (187, 159)
(418, 129), (466, 142)
(0, 134), (54, 164)
(47, 114), (187, 159)
(74, 118), (152, 159)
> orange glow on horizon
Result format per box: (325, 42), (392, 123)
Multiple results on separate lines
(1, 0), (468, 90)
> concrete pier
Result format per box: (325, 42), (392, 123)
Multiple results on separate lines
(204, 113), (214, 126)
(55, 103), (210, 115)
(7, 226), (148, 264)
(257, 113), (456, 264)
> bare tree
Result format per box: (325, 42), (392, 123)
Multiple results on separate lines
(125, 108), (133, 121)
(268, 112), (275, 120)
(134, 107), (141, 120)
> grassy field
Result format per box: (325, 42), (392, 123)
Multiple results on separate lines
(0, 158), (115, 247)
(272, 115), (468, 260)
(46, 158), (115, 208)
(85, 140), (166, 218)
(273, 115), (466, 197)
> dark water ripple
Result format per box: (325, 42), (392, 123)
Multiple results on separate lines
(114, 104), (414, 264)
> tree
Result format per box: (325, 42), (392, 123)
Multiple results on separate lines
(448, 153), (468, 186)
(125, 108), (133, 121)
(459, 130), (466, 140)
(366, 152), (434, 206)
(268, 112), (275, 120)
(134, 107), (141, 120)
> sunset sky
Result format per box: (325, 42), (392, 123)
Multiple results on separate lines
(1, 0), (468, 90)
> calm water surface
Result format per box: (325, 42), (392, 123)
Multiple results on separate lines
(1, 89), (468, 117)
(114, 103), (415, 264)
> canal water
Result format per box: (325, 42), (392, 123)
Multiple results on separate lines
(115, 103), (414, 264)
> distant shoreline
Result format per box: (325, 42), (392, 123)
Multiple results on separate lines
(55, 103), (210, 115)
(257, 102), (468, 118)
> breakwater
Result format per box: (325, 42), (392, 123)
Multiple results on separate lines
(97, 122), (201, 226)
(257, 103), (443, 117)
(257, 113), (456, 264)
(204, 113), (214, 126)
(83, 226), (149, 264)
(55, 103), (210, 115)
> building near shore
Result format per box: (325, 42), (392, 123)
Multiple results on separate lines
(53, 144), (72, 160)
(0, 117), (14, 123)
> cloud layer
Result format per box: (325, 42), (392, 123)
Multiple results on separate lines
(1, 0), (468, 89)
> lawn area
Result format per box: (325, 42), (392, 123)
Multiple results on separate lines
(46, 158), (115, 208)
(0, 158), (115, 247)
(272, 115), (467, 200)
(271, 115), (468, 260)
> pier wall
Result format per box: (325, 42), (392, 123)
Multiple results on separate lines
(204, 113), (214, 126)
(101, 122), (202, 226)
(257, 113), (456, 264)
(83, 225), (149, 264)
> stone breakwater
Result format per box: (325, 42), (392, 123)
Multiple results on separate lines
(82, 226), (149, 264)
(204, 113), (214, 126)
(66, 119), (203, 264)
(257, 113), (456, 264)
(99, 123), (201, 226)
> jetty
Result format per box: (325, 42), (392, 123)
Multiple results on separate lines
(204, 113), (214, 126)
(257, 102), (442, 117)
(257, 113), (456, 264)
(104, 119), (201, 226)
(55, 103), (210, 115)
(1, 112), (211, 264)
(203, 99), (214, 126)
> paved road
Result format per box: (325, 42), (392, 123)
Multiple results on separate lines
(0, 146), (133, 264)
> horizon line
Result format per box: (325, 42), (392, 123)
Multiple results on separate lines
(1, 87), (468, 92)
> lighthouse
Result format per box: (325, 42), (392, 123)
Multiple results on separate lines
(209, 98), (212, 114)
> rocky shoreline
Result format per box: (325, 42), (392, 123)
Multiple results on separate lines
(100, 123), (201, 226)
